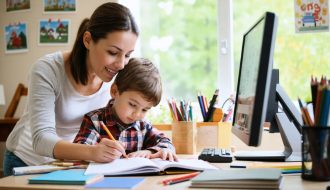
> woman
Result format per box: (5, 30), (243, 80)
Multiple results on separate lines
(3, 2), (138, 176)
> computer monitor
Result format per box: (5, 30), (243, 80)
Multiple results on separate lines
(232, 12), (302, 162)
(265, 69), (303, 134)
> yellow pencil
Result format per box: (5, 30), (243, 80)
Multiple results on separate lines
(100, 121), (128, 159)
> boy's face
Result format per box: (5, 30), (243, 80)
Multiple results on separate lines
(111, 84), (154, 125)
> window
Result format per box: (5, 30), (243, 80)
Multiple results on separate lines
(121, 1), (330, 123)
(122, 1), (220, 123)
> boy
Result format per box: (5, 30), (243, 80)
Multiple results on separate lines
(73, 58), (177, 162)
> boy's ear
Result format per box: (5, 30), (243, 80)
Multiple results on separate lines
(83, 31), (92, 49)
(110, 84), (118, 97)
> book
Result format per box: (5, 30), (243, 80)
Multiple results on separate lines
(13, 163), (88, 176)
(190, 168), (283, 189)
(85, 157), (218, 176)
(28, 169), (103, 185)
(85, 177), (145, 189)
(230, 161), (302, 173)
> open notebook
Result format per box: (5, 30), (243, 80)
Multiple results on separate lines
(85, 158), (218, 176)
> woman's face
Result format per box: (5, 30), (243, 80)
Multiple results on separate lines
(84, 31), (137, 82)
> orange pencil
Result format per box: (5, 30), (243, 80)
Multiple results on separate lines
(100, 121), (128, 158)
(161, 172), (200, 185)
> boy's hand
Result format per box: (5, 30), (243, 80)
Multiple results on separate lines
(150, 148), (178, 162)
(127, 150), (153, 158)
(92, 138), (126, 163)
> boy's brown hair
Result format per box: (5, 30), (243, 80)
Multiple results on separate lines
(114, 58), (162, 106)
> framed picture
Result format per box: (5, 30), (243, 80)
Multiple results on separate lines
(43, 0), (76, 13)
(4, 22), (28, 54)
(6, 0), (31, 12)
(39, 19), (70, 45)
(294, 0), (329, 33)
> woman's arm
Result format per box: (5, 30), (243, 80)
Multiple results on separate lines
(28, 57), (61, 158)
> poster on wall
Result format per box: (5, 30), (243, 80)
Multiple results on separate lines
(43, 0), (76, 13)
(294, 0), (329, 33)
(4, 22), (28, 54)
(38, 19), (70, 45)
(6, 0), (31, 12)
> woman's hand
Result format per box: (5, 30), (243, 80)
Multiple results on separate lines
(150, 148), (178, 162)
(128, 150), (153, 158)
(91, 138), (126, 163)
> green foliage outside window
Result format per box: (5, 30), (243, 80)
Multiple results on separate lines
(139, 0), (218, 123)
(139, 1), (218, 99)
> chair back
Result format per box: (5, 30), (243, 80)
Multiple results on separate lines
(4, 83), (28, 118)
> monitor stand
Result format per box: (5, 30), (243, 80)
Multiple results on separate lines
(234, 112), (302, 162)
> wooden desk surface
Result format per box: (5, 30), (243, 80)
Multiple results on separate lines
(0, 161), (328, 190)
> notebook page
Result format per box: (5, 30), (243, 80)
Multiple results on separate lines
(85, 157), (159, 175)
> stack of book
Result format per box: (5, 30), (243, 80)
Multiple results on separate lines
(190, 168), (283, 189)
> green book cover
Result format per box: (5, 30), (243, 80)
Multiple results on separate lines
(28, 169), (103, 185)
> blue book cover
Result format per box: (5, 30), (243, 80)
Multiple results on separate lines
(28, 169), (103, 185)
(85, 177), (145, 189)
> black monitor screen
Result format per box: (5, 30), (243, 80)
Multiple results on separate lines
(232, 12), (278, 147)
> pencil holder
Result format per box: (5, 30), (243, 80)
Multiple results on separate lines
(196, 122), (231, 152)
(172, 121), (197, 154)
(302, 126), (330, 181)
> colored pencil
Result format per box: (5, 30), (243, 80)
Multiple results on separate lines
(161, 172), (200, 185)
(100, 121), (128, 158)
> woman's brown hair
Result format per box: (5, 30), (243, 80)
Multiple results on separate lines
(68, 3), (139, 85)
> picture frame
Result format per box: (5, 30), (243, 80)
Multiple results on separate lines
(4, 22), (28, 54)
(6, 0), (31, 12)
(43, 0), (76, 13)
(38, 19), (70, 45)
(294, 0), (329, 33)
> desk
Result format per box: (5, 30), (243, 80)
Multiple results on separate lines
(0, 162), (328, 190)
(0, 118), (17, 141)
(0, 130), (328, 189)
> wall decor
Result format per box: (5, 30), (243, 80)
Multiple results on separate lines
(6, 0), (31, 12)
(43, 0), (76, 13)
(4, 22), (28, 53)
(294, 0), (329, 33)
(39, 19), (70, 45)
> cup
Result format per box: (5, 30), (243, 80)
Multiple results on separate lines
(302, 126), (330, 181)
(172, 121), (197, 154)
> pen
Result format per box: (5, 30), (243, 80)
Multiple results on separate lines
(161, 172), (200, 185)
(100, 121), (128, 159)
(197, 93), (206, 121)
(205, 89), (219, 122)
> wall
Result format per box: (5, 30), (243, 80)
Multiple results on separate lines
(0, 0), (117, 176)
(0, 0), (116, 116)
